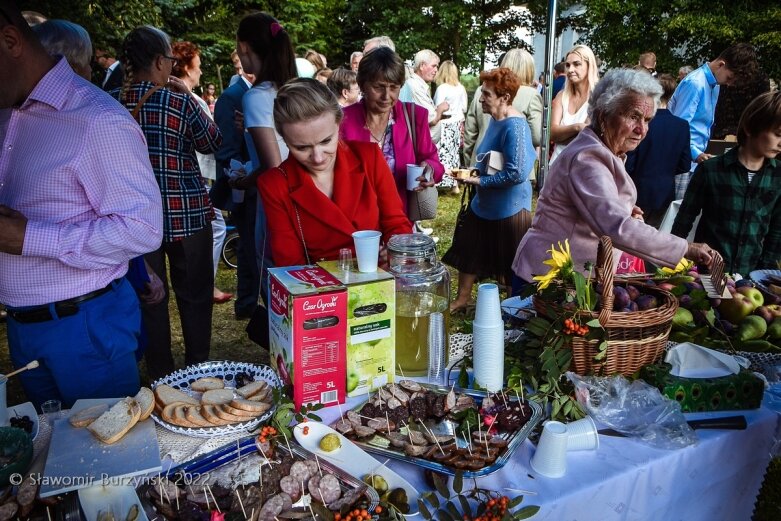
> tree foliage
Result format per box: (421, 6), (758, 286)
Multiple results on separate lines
(562, 0), (781, 80)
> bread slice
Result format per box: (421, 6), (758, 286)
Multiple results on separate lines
(230, 398), (272, 414)
(201, 388), (235, 406)
(69, 403), (109, 428)
(250, 387), (272, 402)
(184, 406), (212, 428)
(236, 380), (269, 399)
(221, 404), (262, 418)
(135, 387), (155, 421)
(172, 404), (198, 428)
(213, 405), (253, 423)
(87, 398), (141, 444)
(201, 404), (233, 426)
(162, 402), (191, 427)
(154, 384), (199, 408)
(190, 377), (225, 392)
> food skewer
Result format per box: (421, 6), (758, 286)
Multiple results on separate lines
(4, 360), (39, 379)
(418, 419), (444, 455)
(460, 431), (473, 456)
(206, 484), (220, 512)
(203, 486), (210, 510)
(235, 489), (247, 519)
(314, 453), (323, 477)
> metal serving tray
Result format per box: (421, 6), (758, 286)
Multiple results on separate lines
(346, 383), (542, 478)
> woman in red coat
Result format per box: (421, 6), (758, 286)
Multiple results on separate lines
(258, 78), (412, 267)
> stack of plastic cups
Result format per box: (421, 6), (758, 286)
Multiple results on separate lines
(427, 312), (446, 386)
(530, 421), (569, 478)
(472, 283), (504, 392)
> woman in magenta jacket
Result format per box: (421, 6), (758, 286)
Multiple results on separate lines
(340, 47), (444, 215)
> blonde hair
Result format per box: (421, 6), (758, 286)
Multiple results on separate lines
(435, 60), (459, 86)
(564, 44), (599, 96)
(500, 48), (535, 86)
(274, 78), (343, 136)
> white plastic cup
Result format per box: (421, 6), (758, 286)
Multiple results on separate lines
(232, 188), (245, 203)
(474, 283), (502, 326)
(0, 376), (8, 427)
(530, 421), (569, 478)
(472, 322), (505, 392)
(406, 164), (425, 191)
(566, 415), (599, 452)
(352, 230), (382, 273)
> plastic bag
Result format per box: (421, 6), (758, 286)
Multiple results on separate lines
(566, 372), (697, 449)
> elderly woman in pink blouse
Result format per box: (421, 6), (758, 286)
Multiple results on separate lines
(340, 47), (444, 218)
(513, 69), (714, 286)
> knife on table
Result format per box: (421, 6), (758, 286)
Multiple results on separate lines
(598, 415), (747, 437)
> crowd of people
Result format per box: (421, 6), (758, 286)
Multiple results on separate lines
(1, 1), (779, 409)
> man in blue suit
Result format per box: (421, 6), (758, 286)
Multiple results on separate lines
(214, 59), (259, 320)
(626, 74), (691, 228)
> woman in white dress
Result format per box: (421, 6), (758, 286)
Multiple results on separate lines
(549, 45), (599, 164)
(433, 60), (468, 188)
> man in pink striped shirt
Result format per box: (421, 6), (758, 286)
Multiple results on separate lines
(0, 2), (163, 408)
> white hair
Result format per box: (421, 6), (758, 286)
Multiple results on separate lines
(589, 68), (663, 134)
(413, 49), (438, 72)
(32, 19), (92, 75)
(363, 36), (395, 53)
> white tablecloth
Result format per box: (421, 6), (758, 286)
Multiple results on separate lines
(318, 396), (780, 521)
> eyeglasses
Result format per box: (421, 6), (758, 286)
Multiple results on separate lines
(162, 55), (178, 67)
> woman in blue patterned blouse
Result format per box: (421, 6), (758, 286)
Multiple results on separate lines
(444, 68), (536, 311)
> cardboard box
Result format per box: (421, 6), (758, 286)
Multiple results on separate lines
(318, 261), (396, 397)
(640, 363), (763, 412)
(268, 266), (347, 410)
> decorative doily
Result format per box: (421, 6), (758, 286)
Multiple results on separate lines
(156, 423), (256, 465)
(151, 360), (281, 438)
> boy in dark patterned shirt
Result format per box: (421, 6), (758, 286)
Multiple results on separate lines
(672, 91), (781, 275)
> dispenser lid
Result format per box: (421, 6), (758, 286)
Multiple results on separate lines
(387, 233), (436, 259)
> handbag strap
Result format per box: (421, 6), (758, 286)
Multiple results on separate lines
(130, 85), (163, 121)
(276, 166), (311, 265)
(402, 103), (426, 220)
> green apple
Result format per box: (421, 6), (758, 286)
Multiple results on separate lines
(736, 286), (764, 309)
(346, 371), (360, 393)
(718, 293), (757, 324)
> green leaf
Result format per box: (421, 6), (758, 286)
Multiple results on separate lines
(423, 491), (440, 509)
(508, 495), (524, 508)
(513, 506), (541, 519)
(704, 308), (716, 327)
(458, 495), (472, 518)
(525, 317), (551, 337)
(435, 509), (455, 521)
(307, 414), (322, 422)
(594, 349), (608, 361)
(433, 472), (449, 499)
(446, 500), (461, 519)
(671, 285), (687, 296)
(586, 318), (602, 327)
(452, 471), (463, 495)
(418, 499), (432, 520)
(551, 398), (561, 418)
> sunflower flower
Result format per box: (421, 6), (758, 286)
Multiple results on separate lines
(534, 240), (575, 289)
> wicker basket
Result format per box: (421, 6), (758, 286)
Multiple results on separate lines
(533, 236), (678, 376)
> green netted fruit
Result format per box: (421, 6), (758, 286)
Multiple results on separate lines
(319, 433), (341, 452)
(363, 474), (388, 494)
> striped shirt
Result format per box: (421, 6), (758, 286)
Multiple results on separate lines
(0, 58), (163, 307)
(112, 81), (221, 241)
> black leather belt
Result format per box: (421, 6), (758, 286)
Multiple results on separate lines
(6, 280), (119, 324)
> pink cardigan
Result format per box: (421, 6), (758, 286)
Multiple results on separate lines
(512, 127), (688, 282)
(341, 100), (444, 212)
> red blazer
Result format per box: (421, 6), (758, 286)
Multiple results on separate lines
(258, 140), (413, 267)
(341, 101), (445, 213)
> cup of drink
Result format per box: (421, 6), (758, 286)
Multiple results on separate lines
(352, 230), (382, 273)
(0, 376), (8, 427)
(338, 248), (353, 272)
(406, 164), (425, 191)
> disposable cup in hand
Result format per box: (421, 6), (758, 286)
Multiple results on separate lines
(407, 164), (425, 191)
(530, 421), (568, 478)
(0, 376), (8, 427)
(232, 188), (245, 203)
(474, 283), (502, 326)
(566, 415), (599, 451)
(352, 230), (382, 273)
